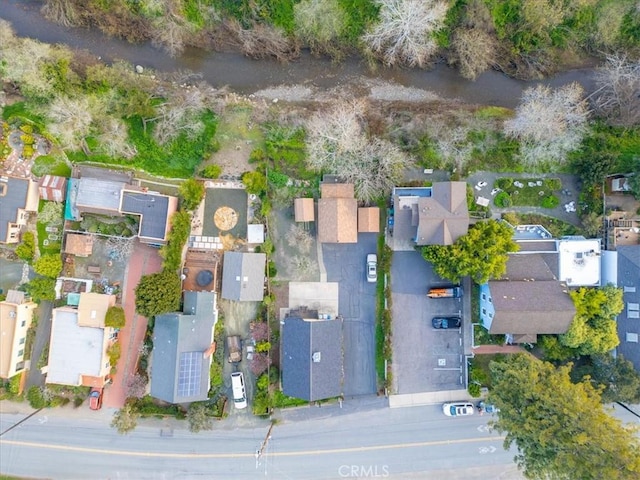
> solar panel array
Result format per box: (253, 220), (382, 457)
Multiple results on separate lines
(178, 351), (202, 397)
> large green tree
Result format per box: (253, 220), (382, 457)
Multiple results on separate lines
(25, 276), (56, 303)
(490, 354), (640, 480)
(105, 306), (126, 328)
(134, 270), (181, 317)
(561, 285), (623, 355)
(422, 219), (519, 284)
(574, 354), (640, 404)
(111, 402), (139, 435)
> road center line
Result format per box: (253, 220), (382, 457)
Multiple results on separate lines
(0, 435), (504, 459)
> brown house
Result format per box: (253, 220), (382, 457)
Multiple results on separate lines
(416, 182), (468, 246)
(358, 207), (380, 233)
(318, 183), (358, 243)
(294, 198), (315, 222)
(482, 253), (576, 343)
(64, 233), (94, 257)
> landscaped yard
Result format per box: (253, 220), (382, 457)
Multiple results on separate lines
(493, 177), (562, 208)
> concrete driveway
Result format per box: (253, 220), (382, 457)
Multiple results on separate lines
(321, 233), (378, 396)
(390, 251), (467, 395)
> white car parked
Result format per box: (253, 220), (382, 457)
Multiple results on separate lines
(442, 402), (475, 417)
(366, 254), (377, 283)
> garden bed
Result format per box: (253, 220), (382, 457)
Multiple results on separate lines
(493, 177), (562, 208)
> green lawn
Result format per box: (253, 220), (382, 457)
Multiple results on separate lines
(494, 177), (562, 208)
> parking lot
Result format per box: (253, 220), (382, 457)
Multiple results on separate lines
(322, 233), (378, 396)
(391, 251), (469, 394)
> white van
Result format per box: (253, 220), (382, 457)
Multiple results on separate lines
(231, 372), (247, 409)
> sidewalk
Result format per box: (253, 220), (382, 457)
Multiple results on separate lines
(103, 241), (162, 408)
(389, 389), (475, 408)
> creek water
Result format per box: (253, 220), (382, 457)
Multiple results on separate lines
(1, 0), (599, 108)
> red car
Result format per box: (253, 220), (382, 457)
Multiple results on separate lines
(89, 388), (103, 410)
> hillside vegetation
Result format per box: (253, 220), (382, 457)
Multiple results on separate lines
(41, 0), (640, 79)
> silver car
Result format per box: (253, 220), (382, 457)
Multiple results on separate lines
(366, 254), (377, 283)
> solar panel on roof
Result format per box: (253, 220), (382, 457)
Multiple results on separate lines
(178, 351), (202, 397)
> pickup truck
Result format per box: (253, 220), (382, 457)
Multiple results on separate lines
(226, 335), (242, 363)
(427, 286), (463, 298)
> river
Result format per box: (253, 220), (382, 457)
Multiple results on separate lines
(1, 0), (599, 108)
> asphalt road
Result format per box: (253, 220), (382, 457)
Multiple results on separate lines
(0, 403), (523, 480)
(322, 233), (378, 396)
(25, 301), (53, 389)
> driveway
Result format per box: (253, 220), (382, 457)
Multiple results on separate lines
(390, 252), (468, 394)
(321, 233), (378, 396)
(467, 172), (582, 226)
(25, 301), (53, 389)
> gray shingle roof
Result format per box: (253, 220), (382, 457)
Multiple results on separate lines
(76, 177), (124, 212)
(616, 246), (640, 371)
(487, 280), (576, 335)
(281, 316), (343, 401)
(121, 192), (170, 241)
(150, 291), (216, 404)
(416, 182), (469, 246)
(221, 252), (266, 301)
(0, 177), (29, 242)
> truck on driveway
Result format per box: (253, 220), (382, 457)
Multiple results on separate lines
(427, 286), (463, 298)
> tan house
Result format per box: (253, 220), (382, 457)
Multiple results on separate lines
(0, 176), (39, 244)
(358, 207), (380, 233)
(0, 290), (37, 379)
(318, 182), (358, 243)
(46, 292), (117, 387)
(294, 198), (315, 222)
(416, 182), (469, 246)
(64, 233), (94, 257)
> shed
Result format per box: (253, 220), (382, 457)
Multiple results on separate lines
(39, 175), (68, 202)
(294, 198), (315, 222)
(358, 207), (380, 233)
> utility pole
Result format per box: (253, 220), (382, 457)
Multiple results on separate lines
(256, 421), (275, 460)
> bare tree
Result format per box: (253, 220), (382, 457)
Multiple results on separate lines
(126, 373), (148, 399)
(362, 0), (449, 68)
(106, 236), (135, 263)
(591, 54), (640, 127)
(97, 117), (138, 159)
(451, 28), (497, 80)
(151, 12), (193, 58)
(227, 20), (299, 63)
(285, 224), (314, 253)
(41, 0), (80, 28)
(504, 83), (588, 166)
(289, 255), (317, 279)
(186, 403), (213, 433)
(150, 85), (209, 145)
(306, 100), (411, 202)
(47, 96), (93, 151)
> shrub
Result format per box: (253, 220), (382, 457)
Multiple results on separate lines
(107, 342), (121, 366)
(200, 164), (222, 179)
(105, 306), (126, 328)
(27, 386), (48, 409)
(545, 178), (562, 191)
(494, 191), (513, 207)
(495, 177), (513, 189)
(267, 260), (277, 278)
(541, 195), (559, 209)
(468, 383), (481, 397)
(15, 231), (36, 262)
(256, 341), (271, 353)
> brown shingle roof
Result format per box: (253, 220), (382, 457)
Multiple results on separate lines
(294, 198), (315, 222)
(318, 183), (357, 243)
(64, 233), (94, 257)
(318, 198), (358, 243)
(488, 280), (575, 335)
(321, 183), (354, 199)
(416, 182), (469, 245)
(358, 207), (380, 233)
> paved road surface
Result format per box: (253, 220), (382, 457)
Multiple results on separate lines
(0, 402), (523, 480)
(25, 301), (52, 389)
